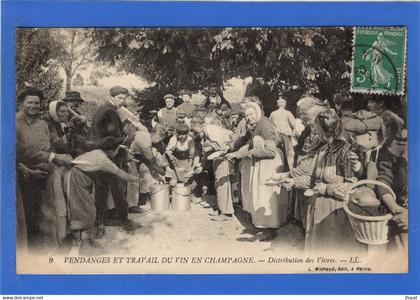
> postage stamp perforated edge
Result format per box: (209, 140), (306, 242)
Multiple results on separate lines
(350, 26), (407, 96)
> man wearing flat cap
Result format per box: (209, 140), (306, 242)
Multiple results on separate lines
(177, 89), (196, 119)
(88, 85), (137, 237)
(157, 94), (178, 134)
(175, 108), (191, 128)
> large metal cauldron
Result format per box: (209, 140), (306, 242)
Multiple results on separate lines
(172, 183), (191, 211)
(150, 183), (170, 211)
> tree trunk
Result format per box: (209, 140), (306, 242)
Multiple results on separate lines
(65, 70), (72, 92)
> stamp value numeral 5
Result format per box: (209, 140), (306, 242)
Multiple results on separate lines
(354, 65), (371, 84)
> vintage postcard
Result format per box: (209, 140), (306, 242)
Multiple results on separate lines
(15, 26), (408, 275)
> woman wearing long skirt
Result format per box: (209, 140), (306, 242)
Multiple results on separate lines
(273, 109), (361, 253)
(202, 124), (236, 221)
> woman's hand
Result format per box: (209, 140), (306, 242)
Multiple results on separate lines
(210, 141), (221, 151)
(282, 178), (295, 191)
(326, 182), (351, 200)
(53, 154), (73, 166)
(219, 144), (230, 155)
(225, 152), (237, 160)
(194, 166), (203, 174)
(271, 172), (289, 182)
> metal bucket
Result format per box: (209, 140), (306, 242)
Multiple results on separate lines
(172, 183), (191, 211)
(150, 183), (170, 211)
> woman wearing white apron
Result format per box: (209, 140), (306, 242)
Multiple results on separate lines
(226, 102), (288, 241)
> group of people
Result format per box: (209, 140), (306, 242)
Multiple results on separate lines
(15, 82), (408, 257)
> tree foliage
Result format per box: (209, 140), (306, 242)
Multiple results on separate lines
(213, 28), (353, 100)
(92, 27), (353, 113)
(93, 28), (224, 91)
(52, 28), (96, 92)
(15, 28), (63, 111)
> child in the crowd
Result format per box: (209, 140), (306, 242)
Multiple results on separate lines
(165, 123), (196, 185)
(189, 116), (209, 202)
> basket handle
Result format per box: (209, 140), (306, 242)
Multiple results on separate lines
(344, 179), (396, 203)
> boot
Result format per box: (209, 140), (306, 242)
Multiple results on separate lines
(79, 230), (104, 256)
(95, 226), (106, 239)
(259, 228), (277, 242)
(121, 219), (140, 232)
(211, 214), (233, 222)
(138, 193), (150, 206)
(128, 206), (145, 213)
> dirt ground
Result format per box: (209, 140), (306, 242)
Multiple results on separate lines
(17, 194), (408, 274)
(88, 194), (306, 272)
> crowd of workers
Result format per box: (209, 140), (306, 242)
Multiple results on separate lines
(16, 83), (408, 257)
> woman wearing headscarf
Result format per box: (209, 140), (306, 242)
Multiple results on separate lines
(43, 101), (91, 248)
(46, 100), (70, 154)
(229, 96), (261, 214)
(272, 109), (361, 253)
(291, 95), (329, 230)
(225, 102), (289, 241)
(47, 100), (88, 158)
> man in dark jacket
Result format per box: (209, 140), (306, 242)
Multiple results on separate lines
(376, 129), (408, 252)
(89, 86), (137, 238)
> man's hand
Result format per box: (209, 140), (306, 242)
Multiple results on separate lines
(53, 154), (73, 166)
(28, 168), (49, 179)
(166, 153), (177, 166)
(18, 163), (48, 179)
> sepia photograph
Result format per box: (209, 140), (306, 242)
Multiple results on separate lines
(15, 26), (408, 274)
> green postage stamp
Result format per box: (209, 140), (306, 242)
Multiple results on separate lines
(351, 27), (407, 95)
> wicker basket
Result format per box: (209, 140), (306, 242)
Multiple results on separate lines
(343, 180), (394, 245)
